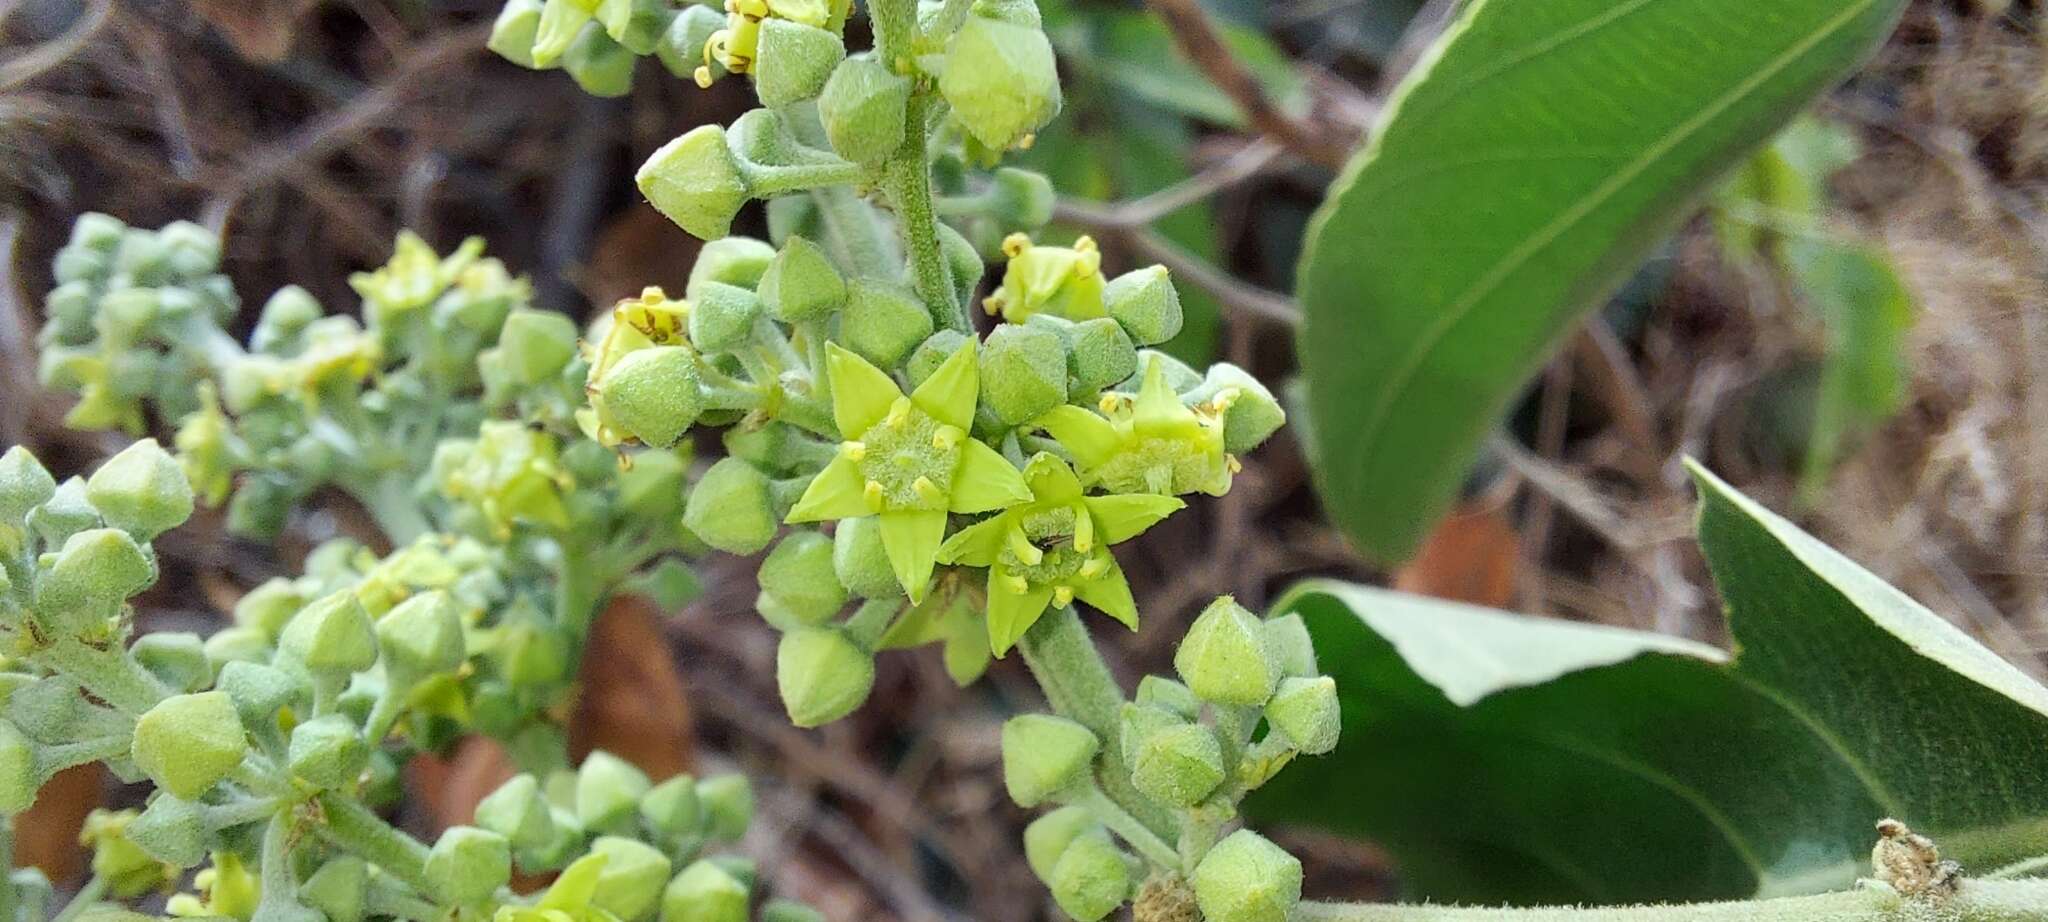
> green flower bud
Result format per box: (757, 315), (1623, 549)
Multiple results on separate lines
(775, 627), (874, 727)
(36, 528), (153, 635)
(638, 126), (750, 241)
(598, 0), (671, 53)
(215, 661), (303, 743)
(988, 167), (1055, 231)
(759, 236), (845, 322)
(696, 774), (753, 841)
(376, 590), (466, 683)
(840, 279), (933, 368)
(688, 281), (764, 352)
(1188, 363), (1286, 454)
(86, 439), (194, 540)
(0, 446), (55, 523)
(904, 330), (971, 390)
(132, 692), (247, 799)
(203, 626), (271, 673)
(619, 448), (689, 522)
(760, 900), (825, 922)
(752, 18), (844, 108)
(1049, 833), (1132, 922)
(938, 221), (986, 310)
(1135, 676), (1200, 720)
(0, 719), (34, 813)
(532, 0), (597, 66)
(577, 750), (652, 832)
(661, 860), (748, 922)
(590, 836), (674, 921)
(1023, 805), (1102, 883)
(132, 632), (208, 693)
(1063, 317), (1137, 394)
(684, 458), (779, 554)
(497, 310), (579, 385)
(224, 476), (291, 538)
(279, 590), (378, 674)
(127, 794), (206, 868)
(82, 810), (171, 898)
(940, 16), (1061, 151)
(817, 56), (909, 164)
(1192, 830), (1301, 922)
(300, 856), (368, 922)
(250, 286), (323, 353)
(488, 0), (546, 67)
(287, 714), (368, 790)
(28, 477), (97, 547)
(1117, 702), (1184, 768)
(72, 212), (126, 252)
(498, 621), (571, 688)
(565, 23), (636, 97)
(1131, 723), (1225, 807)
(1103, 266), (1182, 347)
(765, 194), (823, 246)
(1174, 597), (1278, 707)
(426, 826), (512, 905)
(517, 806), (588, 872)
(598, 346), (703, 449)
(688, 237), (778, 294)
(1261, 613), (1318, 679)
(979, 323), (1067, 426)
(1265, 676), (1340, 756)
(759, 531), (847, 625)
(832, 516), (902, 599)
(639, 774), (702, 842)
(656, 5), (727, 79)
(476, 774), (555, 848)
(1001, 714), (1098, 808)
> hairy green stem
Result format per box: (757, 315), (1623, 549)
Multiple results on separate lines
(353, 475), (431, 547)
(868, 0), (918, 72)
(883, 93), (963, 331)
(47, 875), (105, 922)
(1293, 879), (2048, 922)
(1017, 606), (1178, 839)
(314, 794), (432, 893)
(32, 640), (170, 715)
(1078, 786), (1180, 871)
(0, 817), (16, 922)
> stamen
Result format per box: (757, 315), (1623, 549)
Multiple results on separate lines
(931, 426), (962, 451)
(1006, 527), (1044, 567)
(1001, 233), (1031, 259)
(912, 476), (946, 505)
(1051, 585), (1075, 607)
(1078, 555), (1107, 579)
(840, 440), (867, 461)
(1005, 573), (1031, 594)
(864, 480), (886, 508)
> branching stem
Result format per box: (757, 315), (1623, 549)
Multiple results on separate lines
(1293, 879), (2048, 922)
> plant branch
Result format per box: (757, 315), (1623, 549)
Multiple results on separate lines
(1143, 0), (1350, 170)
(1293, 879), (2048, 922)
(883, 92), (964, 330)
(1016, 606), (1178, 839)
(1056, 138), (1287, 230)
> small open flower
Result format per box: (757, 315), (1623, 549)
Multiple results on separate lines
(579, 287), (696, 448)
(1032, 354), (1240, 497)
(696, 0), (837, 86)
(937, 453), (1180, 654)
(785, 342), (1030, 602)
(983, 233), (1106, 323)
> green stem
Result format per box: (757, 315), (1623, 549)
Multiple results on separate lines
(0, 817), (16, 922)
(868, 0), (919, 72)
(740, 161), (868, 198)
(925, 0), (975, 43)
(31, 640), (170, 715)
(47, 875), (105, 922)
(882, 92), (963, 331)
(314, 794), (432, 893)
(1292, 880), (2048, 922)
(353, 475), (431, 547)
(811, 186), (895, 274)
(1016, 606), (1178, 839)
(555, 540), (603, 642)
(842, 598), (902, 650)
(252, 814), (302, 922)
(1077, 786), (1180, 871)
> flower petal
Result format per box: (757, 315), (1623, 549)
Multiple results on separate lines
(785, 454), (872, 522)
(986, 570), (1056, 656)
(910, 338), (978, 431)
(827, 342), (904, 437)
(1021, 452), (1084, 504)
(1131, 353), (1189, 433)
(1073, 560), (1139, 629)
(539, 852), (609, 911)
(1084, 493), (1186, 545)
(879, 508), (948, 603)
(948, 439), (1033, 513)
(936, 513), (1011, 566)
(1031, 405), (1121, 470)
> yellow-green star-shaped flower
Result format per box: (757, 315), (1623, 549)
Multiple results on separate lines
(937, 453), (1181, 654)
(982, 234), (1106, 323)
(786, 342), (1031, 603)
(1031, 354), (1239, 497)
(494, 852), (622, 922)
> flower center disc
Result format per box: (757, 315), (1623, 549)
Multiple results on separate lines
(857, 404), (961, 511)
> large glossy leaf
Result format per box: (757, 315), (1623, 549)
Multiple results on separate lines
(1248, 465), (2048, 906)
(1295, 0), (1910, 563)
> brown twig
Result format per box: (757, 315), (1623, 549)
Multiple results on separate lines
(1145, 0), (1351, 170)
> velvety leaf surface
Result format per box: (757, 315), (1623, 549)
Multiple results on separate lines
(1296, 0), (1909, 563)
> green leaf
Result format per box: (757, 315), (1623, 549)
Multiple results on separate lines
(1295, 0), (1909, 564)
(1249, 465), (2048, 905)
(1782, 237), (1912, 498)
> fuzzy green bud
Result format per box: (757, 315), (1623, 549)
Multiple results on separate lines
(1195, 363), (1286, 454)
(776, 628), (874, 727)
(817, 56), (909, 164)
(1001, 714), (1098, 807)
(599, 346), (704, 449)
(688, 237), (778, 294)
(639, 775), (702, 842)
(938, 222), (985, 309)
(36, 528), (153, 633)
(215, 661), (303, 741)
(1265, 676), (1340, 756)
(591, 836), (674, 922)
(1135, 676), (1200, 720)
(1023, 805), (1101, 883)
(639, 126), (749, 240)
(203, 626), (271, 673)
(1050, 833), (1131, 922)
(288, 714), (369, 790)
(300, 856), (368, 922)
(1117, 702), (1184, 768)
(598, 0), (670, 52)
(28, 477), (97, 547)
(1261, 612), (1318, 678)
(85, 438), (194, 540)
(1131, 723), (1225, 807)
(979, 323), (1068, 426)
(132, 692), (247, 799)
(904, 330), (971, 390)
(940, 17), (1061, 151)
(697, 774), (753, 841)
(832, 516), (902, 599)
(279, 590), (379, 674)
(683, 458), (778, 554)
(752, 18), (844, 107)
(760, 901), (824, 922)
(0, 719), (33, 813)
(233, 579), (304, 637)
(661, 860), (748, 922)
(840, 279), (933, 368)
(1103, 266), (1182, 346)
(0, 446), (55, 522)
(132, 632), (209, 693)
(426, 826), (512, 906)
(376, 590), (466, 683)
(1174, 597), (1278, 707)
(656, 5), (726, 79)
(1066, 317), (1137, 394)
(688, 281), (763, 352)
(498, 310), (579, 385)
(1193, 830), (1302, 922)
(758, 531), (847, 626)
(577, 750), (653, 832)
(758, 236), (845, 322)
(475, 773), (555, 849)
(518, 807), (588, 872)
(564, 23), (635, 97)
(126, 794), (206, 868)
(488, 0), (546, 67)
(988, 168), (1056, 230)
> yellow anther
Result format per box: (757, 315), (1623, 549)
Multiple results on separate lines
(864, 480), (886, 508)
(931, 426), (963, 451)
(1074, 236), (1098, 255)
(1078, 555), (1107, 579)
(840, 440), (867, 461)
(1209, 387), (1242, 413)
(885, 399), (912, 429)
(1017, 133), (1037, 150)
(694, 65), (715, 88)
(1005, 573), (1031, 594)
(1052, 585), (1075, 607)
(912, 476), (946, 505)
(1001, 232), (1032, 259)
(1072, 507), (1094, 553)
(1227, 455), (1243, 474)
(1006, 528), (1044, 567)
(982, 293), (1006, 316)
(1098, 393), (1126, 415)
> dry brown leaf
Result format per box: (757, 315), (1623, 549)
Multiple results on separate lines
(578, 208), (704, 311)
(1391, 500), (1521, 609)
(15, 764), (102, 880)
(568, 595), (695, 778)
(191, 0), (319, 63)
